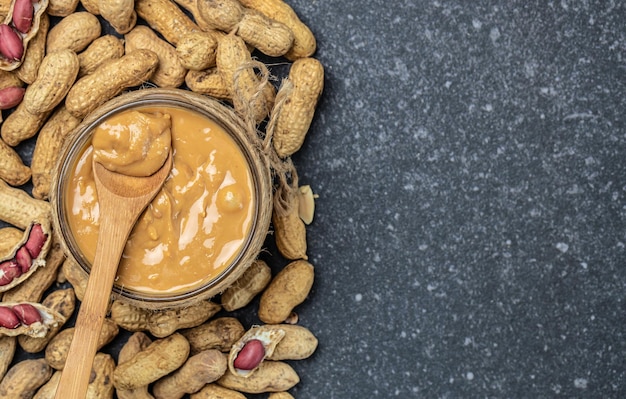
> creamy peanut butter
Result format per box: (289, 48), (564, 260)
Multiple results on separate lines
(65, 106), (255, 295)
(92, 110), (172, 177)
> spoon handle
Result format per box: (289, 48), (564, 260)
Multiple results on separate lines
(54, 213), (136, 398)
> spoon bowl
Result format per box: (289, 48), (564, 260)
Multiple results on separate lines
(54, 151), (172, 399)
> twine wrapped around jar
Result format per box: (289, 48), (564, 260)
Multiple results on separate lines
(232, 59), (299, 218)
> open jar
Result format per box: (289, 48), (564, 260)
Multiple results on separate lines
(51, 88), (272, 309)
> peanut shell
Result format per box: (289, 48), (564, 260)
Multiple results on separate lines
(217, 360), (299, 394)
(0, 217), (53, 293)
(0, 0), (49, 71)
(190, 383), (246, 399)
(0, 358), (52, 397)
(111, 299), (221, 338)
(228, 324), (286, 377)
(0, 139), (30, 186)
(238, 0), (316, 60)
(65, 49), (159, 118)
(77, 34), (124, 77)
(46, 11), (101, 53)
(23, 48), (79, 114)
(237, 9), (294, 57)
(258, 260), (314, 324)
(182, 317), (245, 355)
(272, 57), (324, 158)
(221, 259), (272, 311)
(153, 349), (227, 398)
(185, 68), (230, 100)
(18, 287), (75, 353)
(15, 12), (48, 84)
(113, 333), (190, 390)
(124, 25), (186, 88)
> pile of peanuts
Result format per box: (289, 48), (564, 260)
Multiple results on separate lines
(0, 0), (324, 397)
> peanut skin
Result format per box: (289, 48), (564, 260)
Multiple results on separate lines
(0, 23), (24, 61)
(12, 0), (34, 34)
(258, 260), (315, 324)
(0, 86), (24, 109)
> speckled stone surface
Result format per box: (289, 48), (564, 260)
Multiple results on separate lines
(5, 1), (626, 398)
(284, 1), (626, 398)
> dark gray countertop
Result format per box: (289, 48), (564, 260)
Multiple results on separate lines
(285, 1), (626, 398)
(5, 1), (626, 398)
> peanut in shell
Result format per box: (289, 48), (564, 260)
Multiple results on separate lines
(46, 11), (101, 53)
(23, 48), (79, 114)
(258, 260), (314, 324)
(272, 57), (324, 158)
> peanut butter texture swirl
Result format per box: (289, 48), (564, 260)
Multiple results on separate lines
(65, 106), (255, 294)
(92, 110), (172, 176)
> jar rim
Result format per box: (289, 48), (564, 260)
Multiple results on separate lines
(50, 88), (273, 309)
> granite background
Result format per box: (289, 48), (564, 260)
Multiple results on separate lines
(284, 1), (626, 398)
(4, 1), (626, 398)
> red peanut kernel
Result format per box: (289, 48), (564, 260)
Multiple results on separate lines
(233, 339), (266, 370)
(0, 306), (20, 329)
(12, 303), (42, 325)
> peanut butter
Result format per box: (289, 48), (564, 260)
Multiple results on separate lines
(92, 110), (172, 177)
(65, 106), (255, 295)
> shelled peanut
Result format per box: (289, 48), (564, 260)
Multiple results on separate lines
(0, 0), (324, 396)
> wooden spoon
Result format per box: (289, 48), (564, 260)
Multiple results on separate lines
(54, 152), (173, 399)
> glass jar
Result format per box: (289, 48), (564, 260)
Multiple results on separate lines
(51, 88), (272, 309)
